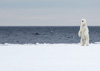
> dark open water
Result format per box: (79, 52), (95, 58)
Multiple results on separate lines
(0, 26), (100, 44)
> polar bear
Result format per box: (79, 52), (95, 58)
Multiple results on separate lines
(78, 19), (89, 46)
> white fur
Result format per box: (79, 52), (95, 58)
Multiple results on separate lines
(78, 19), (89, 46)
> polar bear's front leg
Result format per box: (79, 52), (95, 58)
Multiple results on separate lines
(78, 30), (82, 37)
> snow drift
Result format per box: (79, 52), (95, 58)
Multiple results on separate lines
(0, 43), (100, 71)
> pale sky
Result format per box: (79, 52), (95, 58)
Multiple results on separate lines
(0, 0), (100, 26)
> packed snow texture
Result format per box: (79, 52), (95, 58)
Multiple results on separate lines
(0, 43), (100, 71)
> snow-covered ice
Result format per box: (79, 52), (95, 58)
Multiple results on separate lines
(0, 43), (100, 71)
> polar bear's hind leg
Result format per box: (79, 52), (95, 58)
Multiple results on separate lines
(81, 39), (85, 46)
(86, 37), (89, 46)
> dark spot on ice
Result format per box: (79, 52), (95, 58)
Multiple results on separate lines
(16, 41), (19, 42)
(67, 36), (71, 38)
(32, 33), (40, 35)
(35, 33), (40, 35)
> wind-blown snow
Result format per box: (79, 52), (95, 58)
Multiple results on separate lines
(0, 43), (100, 71)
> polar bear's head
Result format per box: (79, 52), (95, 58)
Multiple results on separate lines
(81, 19), (87, 26)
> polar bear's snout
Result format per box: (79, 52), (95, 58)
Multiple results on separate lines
(82, 20), (84, 22)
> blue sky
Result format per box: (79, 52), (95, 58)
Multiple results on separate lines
(0, 0), (100, 26)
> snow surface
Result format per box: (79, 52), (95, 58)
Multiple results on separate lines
(0, 43), (100, 71)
